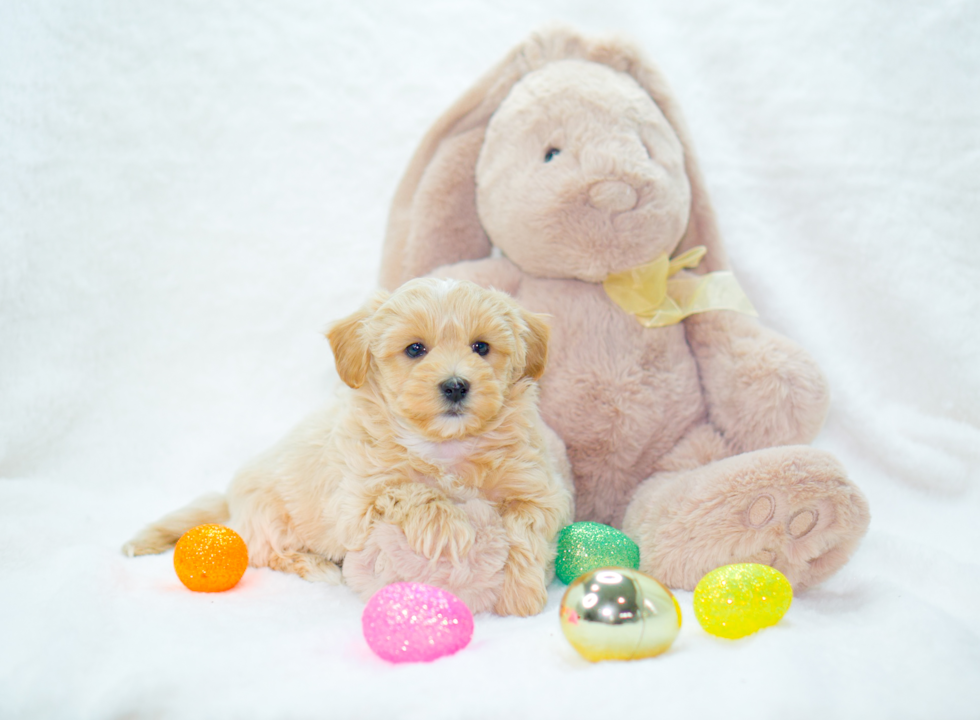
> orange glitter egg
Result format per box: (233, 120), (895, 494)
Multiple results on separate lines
(173, 524), (248, 592)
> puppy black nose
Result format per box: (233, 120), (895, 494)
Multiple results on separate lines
(440, 377), (470, 404)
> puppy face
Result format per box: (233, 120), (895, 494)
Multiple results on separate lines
(328, 278), (549, 441)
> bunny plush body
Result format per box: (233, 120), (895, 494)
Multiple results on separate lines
(372, 27), (870, 596)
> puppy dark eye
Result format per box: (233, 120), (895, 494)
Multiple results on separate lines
(405, 342), (426, 358)
(544, 147), (561, 163)
(471, 341), (490, 356)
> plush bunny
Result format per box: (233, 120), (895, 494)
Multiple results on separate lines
(376, 27), (870, 592)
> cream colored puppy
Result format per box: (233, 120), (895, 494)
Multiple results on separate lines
(123, 278), (574, 617)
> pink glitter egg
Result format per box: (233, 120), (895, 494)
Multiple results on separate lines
(362, 582), (474, 663)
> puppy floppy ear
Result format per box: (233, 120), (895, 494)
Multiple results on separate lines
(327, 291), (389, 389)
(519, 310), (551, 381)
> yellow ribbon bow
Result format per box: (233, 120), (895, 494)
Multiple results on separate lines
(602, 246), (758, 328)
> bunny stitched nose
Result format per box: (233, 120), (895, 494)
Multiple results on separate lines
(588, 180), (638, 212)
(440, 377), (470, 404)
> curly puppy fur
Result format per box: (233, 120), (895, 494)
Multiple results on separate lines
(123, 278), (574, 617)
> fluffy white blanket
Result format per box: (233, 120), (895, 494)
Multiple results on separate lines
(2, 2), (978, 718)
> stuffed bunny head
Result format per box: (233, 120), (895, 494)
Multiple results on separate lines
(380, 28), (730, 292)
(476, 60), (691, 282)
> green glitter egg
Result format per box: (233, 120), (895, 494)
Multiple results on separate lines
(554, 522), (641, 584)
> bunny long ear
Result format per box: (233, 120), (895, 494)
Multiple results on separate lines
(379, 27), (729, 291)
(380, 28), (598, 290)
(580, 34), (730, 273)
(379, 43), (524, 291)
(383, 125), (491, 291)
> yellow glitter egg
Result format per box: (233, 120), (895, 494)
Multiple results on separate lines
(173, 524), (248, 593)
(560, 567), (681, 662)
(693, 563), (792, 639)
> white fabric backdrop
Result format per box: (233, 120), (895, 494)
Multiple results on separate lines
(2, 1), (979, 718)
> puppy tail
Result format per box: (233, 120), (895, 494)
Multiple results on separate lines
(122, 492), (230, 557)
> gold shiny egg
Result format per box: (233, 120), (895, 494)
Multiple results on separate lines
(693, 563), (793, 639)
(559, 567), (681, 662)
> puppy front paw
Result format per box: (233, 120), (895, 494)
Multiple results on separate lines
(402, 499), (476, 562)
(494, 571), (549, 617)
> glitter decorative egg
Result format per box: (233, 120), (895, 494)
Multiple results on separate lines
(554, 521), (640, 584)
(559, 567), (681, 662)
(362, 582), (474, 663)
(173, 524), (248, 593)
(693, 563), (793, 639)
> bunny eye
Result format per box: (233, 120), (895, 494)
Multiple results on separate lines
(544, 147), (561, 163)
